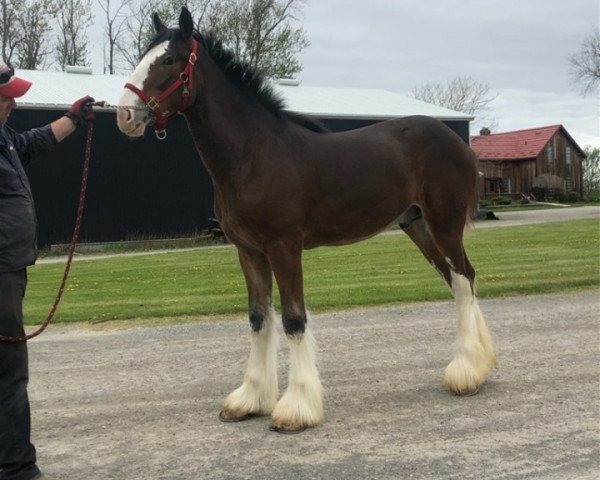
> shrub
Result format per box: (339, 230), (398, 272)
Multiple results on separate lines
(491, 196), (511, 205)
(555, 191), (581, 203)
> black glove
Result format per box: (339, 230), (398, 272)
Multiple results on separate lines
(65, 95), (95, 125)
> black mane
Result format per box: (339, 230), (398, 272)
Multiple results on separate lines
(146, 28), (328, 133)
(198, 32), (328, 133)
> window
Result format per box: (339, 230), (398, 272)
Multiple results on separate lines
(566, 146), (572, 165)
(546, 144), (554, 167)
(502, 177), (512, 194)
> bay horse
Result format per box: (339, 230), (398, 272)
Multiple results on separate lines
(116, 7), (496, 433)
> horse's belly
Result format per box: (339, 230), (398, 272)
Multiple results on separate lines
(303, 210), (400, 249)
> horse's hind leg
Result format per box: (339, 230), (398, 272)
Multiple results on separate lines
(220, 248), (279, 421)
(444, 267), (496, 395)
(401, 212), (496, 395)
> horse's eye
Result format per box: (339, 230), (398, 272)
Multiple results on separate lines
(163, 57), (174, 65)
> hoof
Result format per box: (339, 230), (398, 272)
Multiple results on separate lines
(269, 424), (308, 434)
(453, 385), (481, 397)
(218, 410), (261, 423)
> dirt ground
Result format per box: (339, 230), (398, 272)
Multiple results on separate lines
(28, 290), (599, 480)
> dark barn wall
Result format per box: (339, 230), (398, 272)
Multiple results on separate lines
(11, 108), (470, 248)
(11, 108), (214, 248)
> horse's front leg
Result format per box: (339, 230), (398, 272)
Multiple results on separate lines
(268, 242), (323, 433)
(220, 248), (279, 421)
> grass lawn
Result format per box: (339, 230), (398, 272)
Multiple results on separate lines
(23, 218), (599, 325)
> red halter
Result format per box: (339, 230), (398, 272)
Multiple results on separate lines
(125, 39), (199, 140)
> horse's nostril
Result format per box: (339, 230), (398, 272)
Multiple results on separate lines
(117, 107), (137, 127)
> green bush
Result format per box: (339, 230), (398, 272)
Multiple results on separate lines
(491, 196), (511, 205)
(555, 191), (581, 203)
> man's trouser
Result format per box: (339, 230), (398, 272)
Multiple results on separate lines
(0, 269), (41, 480)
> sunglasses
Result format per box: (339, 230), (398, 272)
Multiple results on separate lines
(0, 65), (14, 85)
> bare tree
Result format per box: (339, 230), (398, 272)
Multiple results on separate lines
(53, 0), (93, 68)
(15, 0), (54, 69)
(118, 0), (161, 70)
(187, 0), (216, 29)
(97, 0), (131, 74)
(408, 76), (498, 131)
(0, 0), (24, 64)
(569, 27), (600, 96)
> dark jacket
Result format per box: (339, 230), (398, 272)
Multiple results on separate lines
(0, 124), (56, 272)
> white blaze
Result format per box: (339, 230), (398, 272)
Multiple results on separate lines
(118, 41), (169, 108)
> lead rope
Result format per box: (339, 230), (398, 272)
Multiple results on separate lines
(0, 120), (94, 343)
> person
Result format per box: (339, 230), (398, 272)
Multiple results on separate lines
(0, 63), (97, 480)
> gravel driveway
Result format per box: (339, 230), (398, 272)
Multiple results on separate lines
(25, 206), (600, 479)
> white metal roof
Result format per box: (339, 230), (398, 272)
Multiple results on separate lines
(13, 68), (473, 121)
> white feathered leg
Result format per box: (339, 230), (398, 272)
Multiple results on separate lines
(271, 323), (323, 432)
(444, 271), (496, 395)
(221, 308), (279, 419)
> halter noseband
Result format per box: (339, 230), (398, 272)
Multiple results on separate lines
(124, 39), (199, 140)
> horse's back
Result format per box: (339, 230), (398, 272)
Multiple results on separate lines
(361, 115), (479, 197)
(307, 115), (477, 191)
(297, 115), (477, 248)
(358, 115), (474, 165)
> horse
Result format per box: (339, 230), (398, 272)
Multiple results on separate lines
(116, 7), (496, 433)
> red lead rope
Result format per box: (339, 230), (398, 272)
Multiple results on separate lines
(0, 120), (94, 343)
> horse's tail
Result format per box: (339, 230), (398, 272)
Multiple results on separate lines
(466, 148), (481, 228)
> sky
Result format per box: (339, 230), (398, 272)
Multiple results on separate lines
(90, 0), (599, 148)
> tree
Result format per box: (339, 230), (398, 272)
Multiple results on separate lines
(118, 0), (161, 70)
(0, 0), (24, 65)
(208, 0), (309, 78)
(582, 146), (600, 201)
(569, 28), (600, 96)
(119, 0), (309, 78)
(97, 0), (132, 74)
(15, 0), (54, 69)
(53, 0), (92, 68)
(408, 76), (498, 131)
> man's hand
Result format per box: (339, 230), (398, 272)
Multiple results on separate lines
(65, 95), (95, 126)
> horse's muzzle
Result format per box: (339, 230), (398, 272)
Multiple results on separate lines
(116, 106), (148, 137)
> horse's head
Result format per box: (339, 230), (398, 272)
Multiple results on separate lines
(117, 7), (197, 139)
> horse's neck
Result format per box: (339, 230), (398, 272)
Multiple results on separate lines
(185, 60), (277, 185)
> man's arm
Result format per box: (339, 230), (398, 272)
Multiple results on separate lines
(52, 95), (96, 142)
(11, 96), (97, 161)
(50, 116), (77, 143)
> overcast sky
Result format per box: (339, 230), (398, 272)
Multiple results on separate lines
(91, 0), (598, 148)
(292, 0), (599, 147)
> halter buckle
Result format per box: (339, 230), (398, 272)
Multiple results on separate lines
(147, 97), (160, 111)
(155, 129), (167, 140)
(180, 72), (190, 97)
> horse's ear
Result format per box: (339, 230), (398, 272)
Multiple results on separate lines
(153, 13), (165, 33)
(179, 6), (193, 39)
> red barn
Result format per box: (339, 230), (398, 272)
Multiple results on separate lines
(471, 125), (586, 201)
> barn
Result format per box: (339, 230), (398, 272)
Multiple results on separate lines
(471, 125), (586, 201)
(11, 68), (472, 248)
